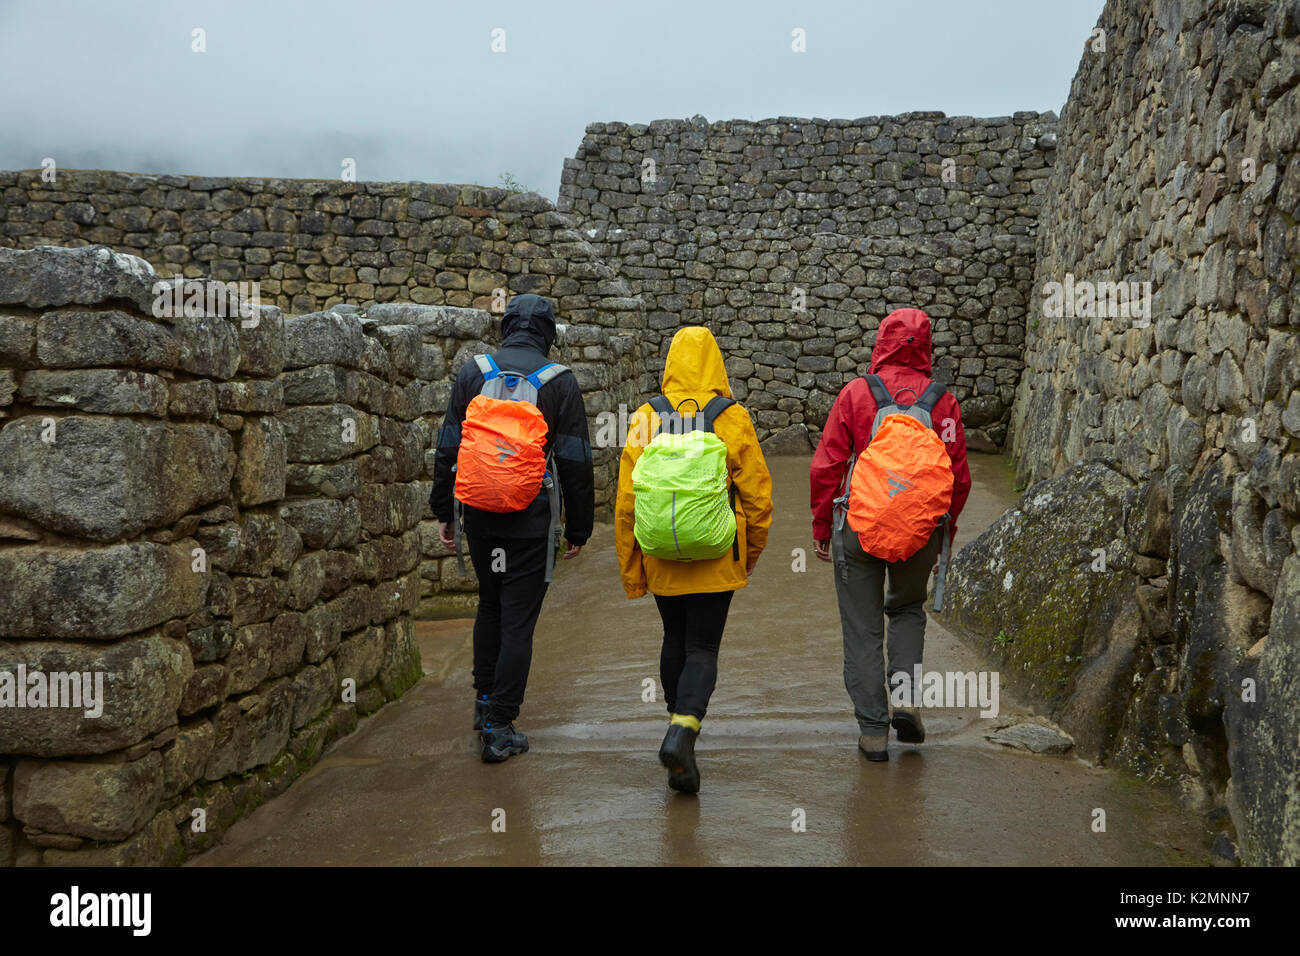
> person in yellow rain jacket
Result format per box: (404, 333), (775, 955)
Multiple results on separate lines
(615, 326), (773, 794)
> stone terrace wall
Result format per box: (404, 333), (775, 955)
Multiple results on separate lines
(558, 112), (1057, 449)
(0, 244), (638, 864)
(970, 0), (1298, 864)
(0, 169), (646, 335)
(0, 172), (651, 523)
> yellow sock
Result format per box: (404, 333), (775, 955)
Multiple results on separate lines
(670, 713), (701, 733)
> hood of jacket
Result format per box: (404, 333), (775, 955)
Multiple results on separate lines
(660, 325), (733, 409)
(869, 308), (933, 376)
(500, 294), (558, 353)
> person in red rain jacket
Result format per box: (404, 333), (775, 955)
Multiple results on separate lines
(809, 307), (972, 762)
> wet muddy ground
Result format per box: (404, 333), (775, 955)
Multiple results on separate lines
(194, 454), (1210, 866)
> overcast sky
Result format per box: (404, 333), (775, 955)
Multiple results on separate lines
(0, 0), (1104, 200)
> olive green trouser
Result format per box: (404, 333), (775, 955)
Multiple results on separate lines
(832, 527), (943, 735)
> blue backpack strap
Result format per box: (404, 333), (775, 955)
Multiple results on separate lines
(863, 373), (891, 407)
(475, 354), (499, 380)
(915, 381), (947, 414)
(699, 396), (736, 433)
(526, 362), (567, 389)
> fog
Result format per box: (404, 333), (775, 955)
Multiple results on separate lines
(0, 0), (1104, 199)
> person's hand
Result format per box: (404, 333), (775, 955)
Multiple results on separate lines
(438, 521), (455, 549)
(746, 555), (759, 575)
(563, 542), (583, 560)
(814, 538), (832, 562)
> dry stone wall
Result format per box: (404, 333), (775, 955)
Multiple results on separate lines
(948, 0), (1300, 865)
(558, 113), (1057, 449)
(0, 243), (638, 865)
(0, 171), (651, 521)
(0, 170), (645, 336)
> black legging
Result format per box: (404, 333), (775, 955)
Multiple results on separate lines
(653, 590), (735, 720)
(468, 535), (550, 726)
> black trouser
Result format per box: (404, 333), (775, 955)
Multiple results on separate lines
(467, 535), (550, 727)
(653, 590), (735, 721)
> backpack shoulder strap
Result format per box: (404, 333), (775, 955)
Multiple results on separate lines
(648, 395), (675, 436)
(527, 362), (568, 389)
(699, 396), (736, 433)
(863, 373), (892, 408)
(474, 354), (498, 380)
(915, 381), (947, 414)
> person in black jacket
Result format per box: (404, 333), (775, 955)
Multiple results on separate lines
(430, 294), (595, 762)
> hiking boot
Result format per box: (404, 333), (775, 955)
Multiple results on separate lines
(473, 694), (490, 731)
(858, 733), (889, 762)
(659, 724), (701, 794)
(891, 706), (926, 744)
(480, 722), (529, 763)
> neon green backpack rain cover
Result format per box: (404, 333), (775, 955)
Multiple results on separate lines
(632, 397), (738, 561)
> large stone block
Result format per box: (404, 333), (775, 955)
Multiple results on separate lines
(364, 303), (491, 338)
(333, 625), (385, 689)
(179, 663), (230, 715)
(16, 369), (170, 416)
(14, 751), (164, 841)
(267, 611), (309, 678)
(378, 618), (422, 699)
(0, 417), (233, 540)
(290, 658), (337, 729)
(175, 314), (241, 379)
(37, 309), (180, 370)
(225, 623), (271, 694)
(284, 552), (325, 610)
(279, 498), (345, 550)
(0, 540), (208, 640)
(280, 364), (358, 405)
(217, 380), (284, 414)
(303, 602), (343, 663)
(0, 314), (37, 367)
(1226, 556), (1300, 865)
(940, 462), (1141, 748)
(236, 415), (286, 507)
(160, 720), (215, 800)
(237, 304), (284, 376)
(230, 576), (284, 627)
(203, 678), (294, 780)
(759, 423), (812, 455)
(41, 808), (182, 866)
(359, 481), (425, 535)
(280, 403), (378, 462)
(227, 512), (294, 577)
(0, 245), (157, 313)
(0, 634), (191, 756)
(283, 311), (364, 369)
(285, 459), (360, 498)
(371, 325), (422, 377)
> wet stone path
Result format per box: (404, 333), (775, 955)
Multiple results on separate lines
(194, 455), (1209, 866)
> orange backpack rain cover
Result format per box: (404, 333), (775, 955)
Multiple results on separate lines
(847, 413), (954, 562)
(455, 394), (550, 512)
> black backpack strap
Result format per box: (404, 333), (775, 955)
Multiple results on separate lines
(648, 395), (675, 436)
(863, 374), (892, 407)
(699, 396), (736, 433)
(915, 381), (948, 414)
